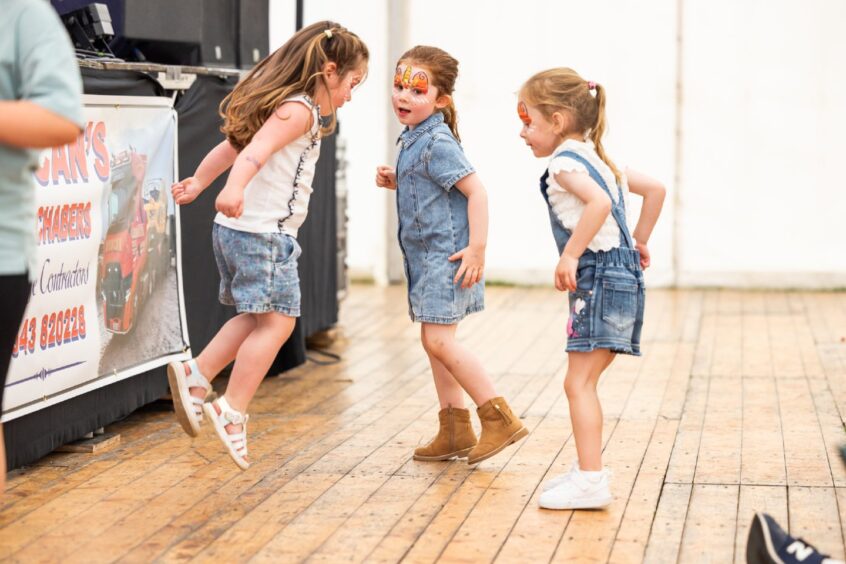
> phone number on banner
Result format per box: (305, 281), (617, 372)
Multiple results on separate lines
(11, 306), (87, 358)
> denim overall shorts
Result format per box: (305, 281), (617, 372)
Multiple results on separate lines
(541, 151), (645, 355)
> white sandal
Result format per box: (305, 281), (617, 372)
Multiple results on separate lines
(203, 396), (250, 470)
(167, 358), (211, 437)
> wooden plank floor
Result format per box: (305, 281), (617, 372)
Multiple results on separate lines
(2, 285), (845, 563)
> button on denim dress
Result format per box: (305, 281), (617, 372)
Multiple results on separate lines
(540, 150), (645, 355)
(396, 112), (484, 324)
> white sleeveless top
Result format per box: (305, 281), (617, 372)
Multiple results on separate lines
(215, 94), (321, 238)
(545, 139), (630, 252)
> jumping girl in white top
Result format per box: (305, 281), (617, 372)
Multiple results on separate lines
(167, 21), (368, 470)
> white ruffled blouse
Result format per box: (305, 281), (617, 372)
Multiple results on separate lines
(545, 139), (630, 252)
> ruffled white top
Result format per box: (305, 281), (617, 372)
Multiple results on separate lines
(545, 138), (630, 252)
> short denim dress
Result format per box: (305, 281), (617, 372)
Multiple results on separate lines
(396, 112), (484, 324)
(541, 150), (645, 355)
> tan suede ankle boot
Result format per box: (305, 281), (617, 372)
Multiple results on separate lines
(414, 406), (478, 461)
(467, 397), (528, 465)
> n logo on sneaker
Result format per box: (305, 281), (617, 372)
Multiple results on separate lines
(786, 540), (814, 561)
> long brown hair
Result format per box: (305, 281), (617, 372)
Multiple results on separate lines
(398, 45), (461, 142)
(521, 68), (621, 183)
(220, 21), (369, 151)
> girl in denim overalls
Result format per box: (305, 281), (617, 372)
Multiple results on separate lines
(517, 68), (666, 509)
(376, 46), (528, 465)
(166, 22), (369, 470)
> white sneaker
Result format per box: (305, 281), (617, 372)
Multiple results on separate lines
(541, 460), (579, 492)
(538, 467), (612, 510)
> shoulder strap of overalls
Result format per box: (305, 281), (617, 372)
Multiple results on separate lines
(555, 150), (634, 249)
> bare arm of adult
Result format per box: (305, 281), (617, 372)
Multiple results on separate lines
(625, 168), (666, 269)
(450, 173), (488, 288)
(0, 101), (81, 148)
(553, 170), (612, 291)
(215, 101), (313, 218)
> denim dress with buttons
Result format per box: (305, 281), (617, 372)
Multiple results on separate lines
(396, 112), (484, 324)
(541, 150), (645, 355)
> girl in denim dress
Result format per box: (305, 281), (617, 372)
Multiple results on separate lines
(517, 68), (665, 509)
(376, 46), (527, 465)
(166, 22), (369, 470)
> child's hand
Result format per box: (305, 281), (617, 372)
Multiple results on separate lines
(555, 253), (579, 292)
(449, 245), (485, 288)
(635, 241), (651, 269)
(375, 166), (397, 190)
(171, 177), (204, 205)
(215, 185), (244, 218)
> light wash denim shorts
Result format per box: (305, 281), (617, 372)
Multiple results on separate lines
(212, 223), (301, 317)
(567, 247), (644, 356)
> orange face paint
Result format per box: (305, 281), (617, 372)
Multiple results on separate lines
(410, 71), (429, 95)
(517, 101), (531, 126)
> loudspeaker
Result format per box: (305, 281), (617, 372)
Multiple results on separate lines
(238, 0), (270, 69)
(201, 0), (238, 68)
(52, 0), (241, 68)
(52, 0), (202, 43)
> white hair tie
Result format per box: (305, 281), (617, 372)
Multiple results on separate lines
(324, 30), (333, 39)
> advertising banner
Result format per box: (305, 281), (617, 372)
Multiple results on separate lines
(2, 95), (190, 421)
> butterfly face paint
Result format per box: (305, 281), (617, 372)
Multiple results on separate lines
(392, 63), (439, 128)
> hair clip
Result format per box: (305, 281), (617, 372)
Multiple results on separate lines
(587, 81), (597, 91)
(324, 29), (333, 39)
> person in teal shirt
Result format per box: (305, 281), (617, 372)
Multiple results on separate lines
(0, 0), (84, 494)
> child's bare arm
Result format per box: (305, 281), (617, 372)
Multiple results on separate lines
(451, 173), (488, 288)
(626, 168), (666, 268)
(172, 140), (239, 205)
(553, 170), (612, 291)
(194, 140), (239, 187)
(626, 169), (665, 247)
(0, 100), (80, 148)
(215, 101), (312, 218)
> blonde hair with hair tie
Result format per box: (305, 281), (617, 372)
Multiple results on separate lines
(521, 68), (621, 184)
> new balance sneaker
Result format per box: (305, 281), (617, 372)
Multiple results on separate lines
(746, 512), (844, 564)
(538, 467), (612, 510)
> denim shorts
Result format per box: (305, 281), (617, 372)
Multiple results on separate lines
(567, 247), (644, 356)
(212, 223), (302, 317)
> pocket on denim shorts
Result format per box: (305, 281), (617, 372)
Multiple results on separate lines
(272, 234), (301, 265)
(600, 280), (637, 332)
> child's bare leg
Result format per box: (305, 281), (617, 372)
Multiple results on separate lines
(187, 313), (257, 400)
(224, 312), (296, 414)
(564, 349), (615, 471)
(424, 342), (465, 409)
(420, 323), (496, 406)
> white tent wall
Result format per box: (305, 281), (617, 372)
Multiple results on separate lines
(270, 0), (846, 289)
